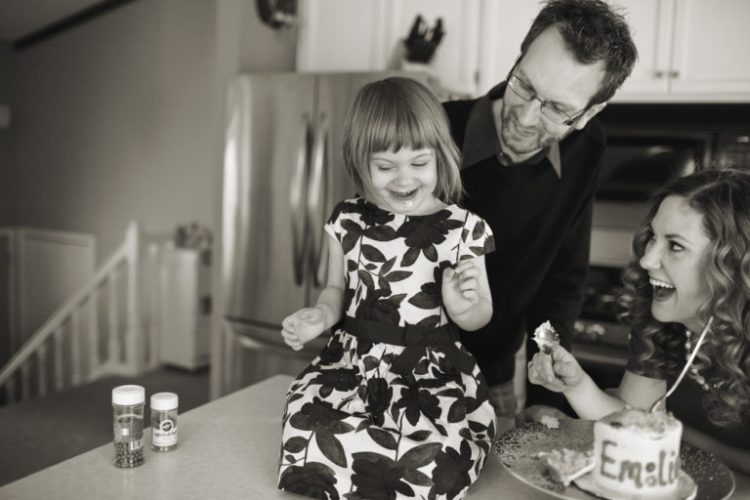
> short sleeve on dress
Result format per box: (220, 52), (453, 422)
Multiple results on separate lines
(625, 328), (666, 379)
(324, 200), (346, 242)
(457, 211), (495, 262)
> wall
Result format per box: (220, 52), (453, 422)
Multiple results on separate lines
(0, 42), (10, 227)
(9, 0), (296, 260)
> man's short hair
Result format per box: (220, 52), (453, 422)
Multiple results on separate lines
(521, 0), (638, 105)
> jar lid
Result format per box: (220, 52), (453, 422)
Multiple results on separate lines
(112, 385), (145, 405)
(150, 392), (178, 411)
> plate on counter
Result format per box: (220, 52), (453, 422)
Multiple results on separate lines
(493, 419), (735, 500)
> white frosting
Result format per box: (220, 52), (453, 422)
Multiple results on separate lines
(592, 408), (682, 498)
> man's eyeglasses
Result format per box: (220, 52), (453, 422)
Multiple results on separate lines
(506, 73), (588, 126)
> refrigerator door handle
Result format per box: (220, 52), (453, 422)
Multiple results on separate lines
(307, 112), (330, 288)
(291, 113), (312, 286)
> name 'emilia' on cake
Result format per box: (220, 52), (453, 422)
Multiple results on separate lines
(593, 407), (682, 498)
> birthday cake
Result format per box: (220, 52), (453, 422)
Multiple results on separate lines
(592, 408), (682, 498)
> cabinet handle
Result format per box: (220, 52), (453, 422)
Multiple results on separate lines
(654, 70), (664, 78)
(669, 70), (679, 79)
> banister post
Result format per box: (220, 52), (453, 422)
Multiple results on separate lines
(124, 221), (145, 375)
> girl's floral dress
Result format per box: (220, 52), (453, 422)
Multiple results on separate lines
(277, 197), (496, 500)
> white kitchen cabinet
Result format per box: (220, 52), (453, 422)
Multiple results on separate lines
(296, 0), (480, 95)
(616, 0), (750, 102)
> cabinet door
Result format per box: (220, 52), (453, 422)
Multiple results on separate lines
(613, 0), (673, 101)
(669, 0), (750, 97)
(476, 0), (538, 95)
(296, 0), (389, 71)
(383, 0), (480, 95)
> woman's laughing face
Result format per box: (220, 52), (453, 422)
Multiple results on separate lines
(639, 195), (712, 332)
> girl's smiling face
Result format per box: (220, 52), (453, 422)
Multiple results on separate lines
(368, 147), (442, 215)
(639, 195), (712, 332)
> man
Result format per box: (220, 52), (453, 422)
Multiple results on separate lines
(443, 0), (637, 423)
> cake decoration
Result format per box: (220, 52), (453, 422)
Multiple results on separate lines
(532, 320), (560, 354)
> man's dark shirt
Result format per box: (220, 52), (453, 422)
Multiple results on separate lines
(444, 83), (606, 386)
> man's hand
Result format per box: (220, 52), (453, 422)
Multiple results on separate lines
(280, 307), (326, 351)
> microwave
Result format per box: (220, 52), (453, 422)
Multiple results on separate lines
(588, 104), (750, 267)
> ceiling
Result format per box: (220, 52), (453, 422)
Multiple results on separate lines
(0, 0), (103, 43)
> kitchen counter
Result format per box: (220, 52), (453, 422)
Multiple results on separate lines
(1, 374), (747, 499)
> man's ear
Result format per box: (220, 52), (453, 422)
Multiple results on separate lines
(572, 101), (607, 130)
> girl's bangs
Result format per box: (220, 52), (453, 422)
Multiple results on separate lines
(362, 96), (436, 154)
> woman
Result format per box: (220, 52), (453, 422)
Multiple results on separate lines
(528, 168), (750, 474)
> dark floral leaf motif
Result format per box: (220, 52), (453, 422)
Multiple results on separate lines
(472, 219), (486, 240)
(316, 431), (348, 468)
(310, 368), (361, 392)
(430, 442), (473, 498)
(351, 451), (397, 469)
(458, 254), (474, 262)
(384, 270), (412, 283)
(443, 218), (464, 230)
(357, 270), (375, 290)
(423, 245), (438, 262)
(364, 225), (398, 241)
(382, 352), (396, 364)
(398, 442), (442, 469)
(436, 388), (464, 399)
(469, 245), (486, 256)
(380, 256), (396, 276)
(387, 293), (407, 306)
(366, 427), (398, 450)
(459, 428), (472, 440)
(283, 436), (309, 453)
(414, 357), (430, 375)
(359, 199), (395, 226)
(401, 247), (421, 267)
(377, 277), (392, 293)
(319, 336), (345, 365)
(347, 259), (358, 272)
(447, 400), (466, 423)
(365, 377), (393, 427)
(363, 356), (380, 372)
(319, 385), (333, 398)
(350, 452), (415, 499)
(406, 430), (432, 442)
(288, 392), (305, 405)
(416, 315), (441, 329)
(485, 235), (495, 253)
(356, 419), (371, 433)
(464, 397), (482, 414)
(361, 244), (386, 263)
(365, 263), (377, 271)
(401, 468), (433, 487)
(354, 287), (362, 303)
(461, 228), (469, 242)
(341, 220), (363, 253)
(408, 290), (441, 310)
(434, 422), (448, 436)
(289, 411), (312, 431)
(278, 462), (339, 500)
(468, 420), (488, 434)
(284, 453), (296, 463)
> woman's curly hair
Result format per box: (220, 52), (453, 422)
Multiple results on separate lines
(618, 168), (750, 426)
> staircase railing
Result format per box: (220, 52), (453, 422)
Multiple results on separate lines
(0, 221), (156, 404)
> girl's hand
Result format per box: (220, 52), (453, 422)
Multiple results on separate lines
(280, 307), (326, 351)
(527, 344), (586, 393)
(442, 261), (481, 318)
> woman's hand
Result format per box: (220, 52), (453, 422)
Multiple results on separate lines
(528, 344), (586, 394)
(442, 260), (481, 317)
(281, 307), (326, 351)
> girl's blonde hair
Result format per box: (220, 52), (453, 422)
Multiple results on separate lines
(342, 77), (462, 204)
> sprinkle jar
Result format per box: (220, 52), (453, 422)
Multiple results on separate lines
(150, 392), (178, 451)
(112, 385), (145, 468)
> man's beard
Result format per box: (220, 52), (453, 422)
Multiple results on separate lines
(499, 104), (567, 161)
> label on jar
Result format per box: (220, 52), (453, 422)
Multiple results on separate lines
(152, 418), (177, 447)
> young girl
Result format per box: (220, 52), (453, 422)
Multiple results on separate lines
(277, 77), (496, 500)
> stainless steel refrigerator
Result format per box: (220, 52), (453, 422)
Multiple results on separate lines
(221, 72), (430, 390)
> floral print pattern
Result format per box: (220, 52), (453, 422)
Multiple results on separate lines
(278, 198), (496, 500)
